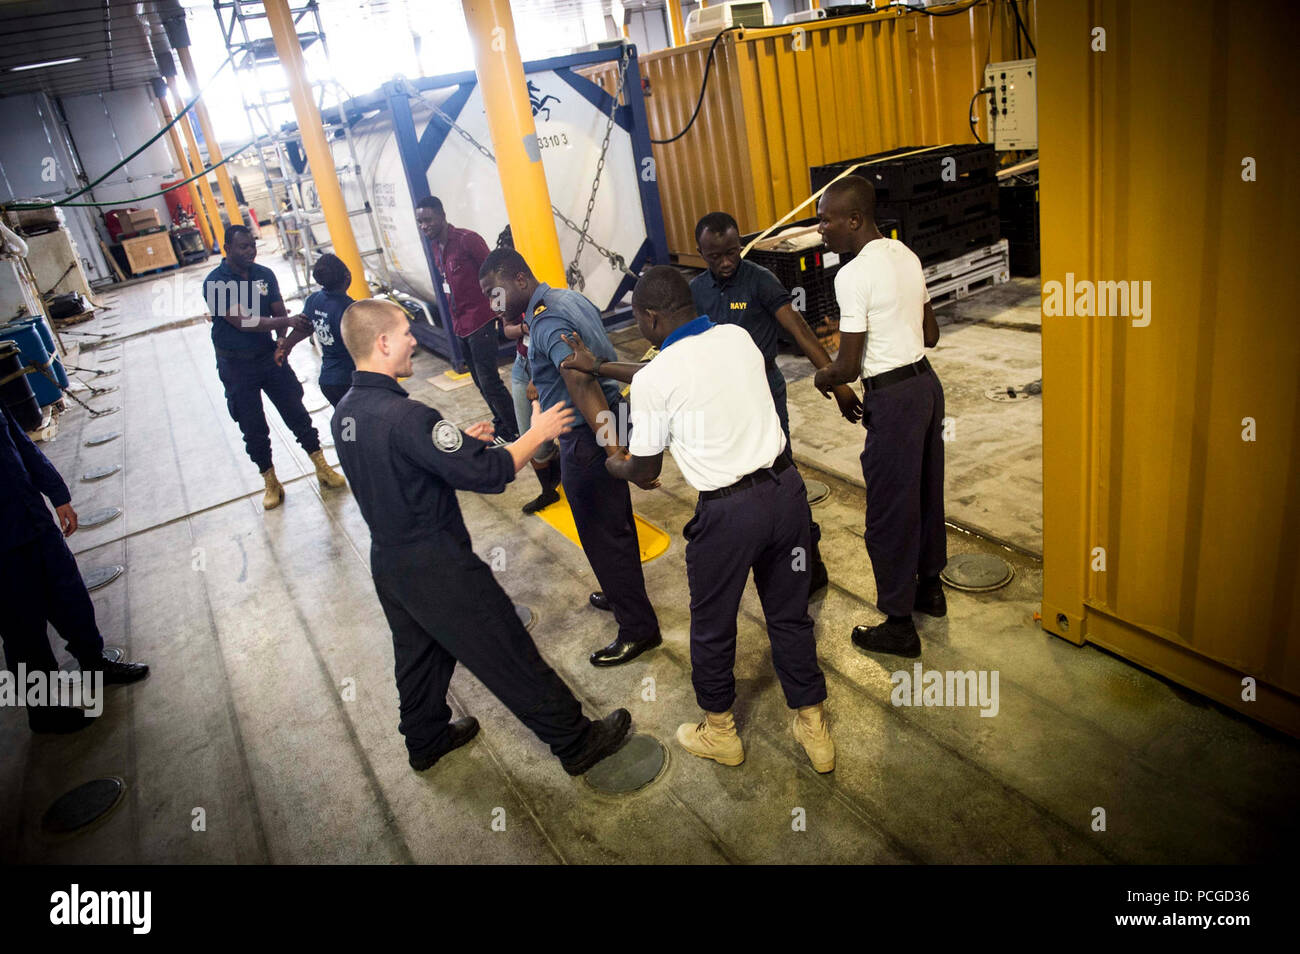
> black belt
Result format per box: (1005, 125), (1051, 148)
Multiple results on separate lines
(700, 450), (792, 501)
(863, 356), (931, 392)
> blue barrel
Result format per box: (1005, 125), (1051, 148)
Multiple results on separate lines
(0, 319), (66, 406)
(22, 317), (69, 388)
(0, 340), (42, 430)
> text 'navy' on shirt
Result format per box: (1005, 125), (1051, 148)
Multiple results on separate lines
(689, 259), (793, 364)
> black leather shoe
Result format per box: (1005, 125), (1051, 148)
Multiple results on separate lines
(409, 716), (480, 772)
(561, 708), (632, 776)
(588, 591), (612, 612)
(82, 653), (150, 685)
(522, 488), (561, 514)
(914, 579), (947, 617)
(851, 619), (922, 658)
(809, 559), (829, 598)
(28, 706), (97, 734)
(589, 633), (661, 667)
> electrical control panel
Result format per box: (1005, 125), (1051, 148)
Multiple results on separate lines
(983, 58), (1037, 151)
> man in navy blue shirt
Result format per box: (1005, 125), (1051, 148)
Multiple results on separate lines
(479, 248), (661, 668)
(203, 226), (347, 509)
(0, 403), (148, 733)
(274, 253), (356, 407)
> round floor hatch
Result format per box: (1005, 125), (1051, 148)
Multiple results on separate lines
(940, 552), (1014, 592)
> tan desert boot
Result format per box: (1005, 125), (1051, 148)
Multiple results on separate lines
(676, 710), (744, 766)
(792, 702), (835, 773)
(261, 467), (284, 510)
(310, 449), (347, 489)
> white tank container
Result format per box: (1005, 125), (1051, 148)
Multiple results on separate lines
(338, 67), (658, 313)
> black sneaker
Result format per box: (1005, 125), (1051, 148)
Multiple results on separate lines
(82, 652), (150, 685)
(409, 717), (480, 772)
(522, 488), (561, 514)
(851, 619), (922, 658)
(914, 579), (947, 617)
(561, 709), (632, 776)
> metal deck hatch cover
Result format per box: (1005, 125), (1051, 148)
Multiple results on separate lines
(80, 507), (122, 528)
(84, 565), (125, 591)
(941, 552), (1014, 592)
(42, 778), (126, 835)
(584, 733), (667, 794)
(81, 464), (121, 482)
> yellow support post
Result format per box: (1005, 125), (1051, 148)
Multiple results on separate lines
(461, 0), (566, 289)
(264, 0), (370, 301)
(166, 76), (226, 248)
(174, 46), (244, 231)
(155, 91), (216, 251)
(666, 0), (686, 47)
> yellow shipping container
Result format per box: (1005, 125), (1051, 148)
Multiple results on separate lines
(1038, 0), (1300, 734)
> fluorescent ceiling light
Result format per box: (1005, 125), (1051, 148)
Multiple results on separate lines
(10, 57), (84, 72)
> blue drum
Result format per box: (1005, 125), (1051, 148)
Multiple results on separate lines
(0, 318), (68, 406)
(0, 339), (42, 430)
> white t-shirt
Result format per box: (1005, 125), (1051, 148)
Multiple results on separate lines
(628, 322), (786, 493)
(833, 238), (930, 378)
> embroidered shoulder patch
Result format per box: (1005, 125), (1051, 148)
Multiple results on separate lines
(432, 419), (463, 453)
(532, 303), (548, 316)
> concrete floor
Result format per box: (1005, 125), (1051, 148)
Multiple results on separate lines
(3, 252), (1297, 863)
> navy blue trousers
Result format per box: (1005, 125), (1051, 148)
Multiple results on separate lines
(559, 419), (660, 644)
(458, 322), (519, 442)
(766, 362), (823, 571)
(0, 525), (105, 673)
(684, 463), (826, 712)
(371, 532), (590, 762)
(215, 351), (321, 472)
(860, 369), (948, 616)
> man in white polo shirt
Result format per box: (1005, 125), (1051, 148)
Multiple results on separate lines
(814, 175), (946, 658)
(561, 266), (835, 774)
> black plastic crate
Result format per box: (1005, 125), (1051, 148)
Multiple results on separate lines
(810, 144), (998, 202)
(998, 179), (1039, 245)
(877, 180), (999, 244)
(907, 214), (1002, 266)
(1008, 239), (1040, 277)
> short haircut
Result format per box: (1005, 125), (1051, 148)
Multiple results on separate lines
(632, 265), (694, 314)
(823, 175), (876, 218)
(694, 211), (739, 244)
(415, 196), (444, 214)
(478, 246), (532, 283)
(340, 298), (405, 362)
(223, 224), (253, 246)
(312, 253), (350, 292)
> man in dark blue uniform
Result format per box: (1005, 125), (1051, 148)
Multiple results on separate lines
(0, 403), (148, 733)
(331, 298), (631, 774)
(478, 248), (662, 668)
(274, 253), (356, 407)
(691, 212), (864, 596)
(203, 226), (347, 510)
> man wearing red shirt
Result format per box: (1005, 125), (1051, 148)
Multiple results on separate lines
(416, 196), (518, 441)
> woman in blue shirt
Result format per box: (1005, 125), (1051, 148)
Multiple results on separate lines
(275, 253), (356, 407)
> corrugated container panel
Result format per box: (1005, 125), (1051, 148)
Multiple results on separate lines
(1039, 0), (1300, 734)
(584, 0), (1029, 260)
